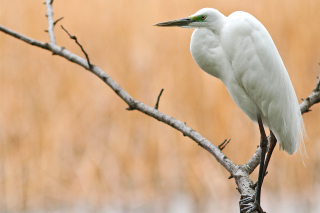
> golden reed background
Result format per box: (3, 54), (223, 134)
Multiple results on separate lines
(1, 0), (320, 212)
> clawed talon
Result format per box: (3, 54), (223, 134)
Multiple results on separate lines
(239, 194), (264, 213)
(242, 202), (264, 213)
(250, 182), (257, 190)
(240, 194), (254, 204)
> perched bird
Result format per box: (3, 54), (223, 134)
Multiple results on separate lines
(154, 8), (305, 213)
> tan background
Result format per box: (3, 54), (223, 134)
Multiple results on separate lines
(1, 0), (320, 212)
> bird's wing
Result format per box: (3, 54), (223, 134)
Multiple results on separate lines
(220, 11), (303, 154)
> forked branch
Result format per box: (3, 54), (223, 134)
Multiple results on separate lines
(61, 25), (92, 69)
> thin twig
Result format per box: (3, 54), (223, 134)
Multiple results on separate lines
(61, 25), (92, 69)
(154, 88), (164, 110)
(54, 17), (64, 26)
(218, 139), (231, 151)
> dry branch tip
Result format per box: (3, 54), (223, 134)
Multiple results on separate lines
(61, 25), (93, 69)
(54, 17), (64, 26)
(154, 88), (164, 110)
(218, 139), (231, 151)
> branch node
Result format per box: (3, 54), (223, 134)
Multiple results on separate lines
(154, 88), (164, 110)
(126, 107), (135, 111)
(61, 25), (93, 70)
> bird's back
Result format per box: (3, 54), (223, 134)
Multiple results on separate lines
(191, 10), (305, 154)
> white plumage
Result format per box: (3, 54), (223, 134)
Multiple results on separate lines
(189, 8), (304, 154)
(156, 8), (305, 155)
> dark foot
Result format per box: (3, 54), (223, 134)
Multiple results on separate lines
(240, 194), (264, 213)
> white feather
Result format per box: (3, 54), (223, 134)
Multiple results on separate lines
(189, 8), (305, 154)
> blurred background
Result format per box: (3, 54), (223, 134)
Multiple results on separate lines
(1, 0), (320, 212)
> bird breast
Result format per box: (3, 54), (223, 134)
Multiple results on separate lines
(190, 28), (228, 79)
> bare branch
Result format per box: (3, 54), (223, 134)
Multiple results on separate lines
(244, 146), (261, 174)
(0, 24), (237, 175)
(300, 75), (320, 114)
(61, 25), (92, 69)
(0, 25), (48, 49)
(45, 0), (56, 44)
(154, 88), (164, 110)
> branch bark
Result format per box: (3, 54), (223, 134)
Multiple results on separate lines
(45, 0), (56, 44)
(300, 75), (320, 114)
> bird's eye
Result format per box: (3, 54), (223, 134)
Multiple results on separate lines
(201, 15), (206, 20)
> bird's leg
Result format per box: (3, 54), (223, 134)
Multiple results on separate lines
(240, 117), (267, 213)
(262, 131), (277, 181)
(255, 117), (268, 204)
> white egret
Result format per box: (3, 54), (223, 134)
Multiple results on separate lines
(154, 8), (305, 213)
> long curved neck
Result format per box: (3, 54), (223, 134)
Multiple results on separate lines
(190, 28), (230, 80)
(207, 11), (227, 34)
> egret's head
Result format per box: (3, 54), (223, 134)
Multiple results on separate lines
(154, 8), (225, 30)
